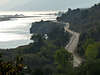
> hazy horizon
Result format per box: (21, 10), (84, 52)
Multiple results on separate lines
(0, 0), (99, 11)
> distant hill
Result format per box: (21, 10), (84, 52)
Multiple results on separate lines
(30, 20), (65, 34)
(57, 3), (100, 59)
(9, 0), (69, 11)
(8, 0), (98, 11)
(57, 3), (100, 33)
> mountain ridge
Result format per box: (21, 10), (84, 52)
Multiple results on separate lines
(8, 0), (68, 11)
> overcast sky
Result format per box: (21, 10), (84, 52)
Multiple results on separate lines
(0, 0), (99, 11)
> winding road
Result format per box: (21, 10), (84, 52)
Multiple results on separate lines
(64, 23), (84, 67)
(52, 20), (84, 67)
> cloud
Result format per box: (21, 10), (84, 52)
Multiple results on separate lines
(0, 0), (11, 5)
(0, 0), (99, 11)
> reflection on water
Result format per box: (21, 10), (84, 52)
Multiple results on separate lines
(0, 11), (57, 49)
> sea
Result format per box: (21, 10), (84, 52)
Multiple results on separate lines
(0, 11), (57, 49)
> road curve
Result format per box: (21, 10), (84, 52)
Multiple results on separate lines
(52, 20), (84, 67)
(64, 23), (83, 67)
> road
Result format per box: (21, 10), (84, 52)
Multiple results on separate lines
(52, 20), (84, 67)
(64, 23), (83, 67)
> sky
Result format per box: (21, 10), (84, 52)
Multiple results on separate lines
(0, 0), (99, 11)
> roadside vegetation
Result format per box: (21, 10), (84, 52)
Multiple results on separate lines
(1, 3), (100, 75)
(0, 22), (71, 75)
(56, 3), (100, 75)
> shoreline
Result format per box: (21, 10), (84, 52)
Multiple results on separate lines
(0, 20), (57, 50)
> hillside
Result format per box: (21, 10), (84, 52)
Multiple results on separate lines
(57, 3), (100, 33)
(56, 3), (100, 74)
(0, 21), (71, 75)
(57, 3), (100, 57)
(30, 20), (65, 34)
(1, 2), (100, 75)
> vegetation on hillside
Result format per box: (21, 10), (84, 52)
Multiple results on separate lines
(56, 3), (100, 75)
(1, 3), (100, 75)
(57, 3), (100, 33)
(0, 21), (71, 75)
(30, 20), (65, 34)
(0, 53), (24, 75)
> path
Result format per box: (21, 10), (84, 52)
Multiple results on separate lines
(64, 23), (83, 67)
(52, 20), (84, 67)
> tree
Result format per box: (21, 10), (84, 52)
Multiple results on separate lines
(31, 69), (43, 75)
(54, 47), (73, 75)
(0, 53), (24, 75)
(82, 38), (95, 51)
(68, 8), (71, 11)
(74, 59), (100, 75)
(85, 43), (98, 60)
(31, 34), (45, 47)
(47, 27), (64, 41)
(47, 27), (70, 48)
(38, 40), (57, 60)
(31, 34), (45, 43)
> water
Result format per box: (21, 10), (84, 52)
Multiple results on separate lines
(0, 11), (57, 49)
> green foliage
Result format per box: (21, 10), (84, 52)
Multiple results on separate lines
(78, 37), (100, 60)
(31, 34), (44, 43)
(31, 69), (43, 75)
(31, 34), (45, 47)
(0, 21), (70, 75)
(48, 27), (70, 48)
(48, 27), (64, 40)
(85, 43), (98, 60)
(43, 64), (54, 75)
(73, 59), (100, 75)
(55, 47), (73, 74)
(38, 40), (57, 60)
(22, 54), (49, 70)
(30, 20), (65, 34)
(57, 3), (100, 33)
(82, 38), (95, 51)
(0, 53), (24, 75)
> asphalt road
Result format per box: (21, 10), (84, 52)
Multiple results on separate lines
(64, 23), (83, 67)
(52, 20), (83, 67)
